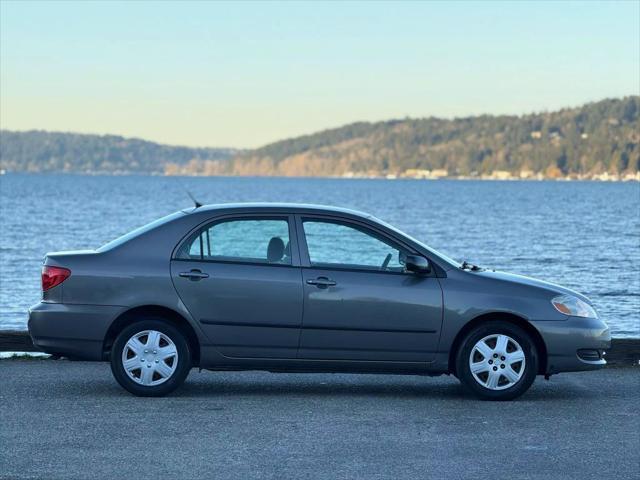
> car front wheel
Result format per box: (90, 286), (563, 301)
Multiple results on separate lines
(110, 319), (191, 397)
(455, 321), (538, 401)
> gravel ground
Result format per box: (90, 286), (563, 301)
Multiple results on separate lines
(1, 361), (638, 480)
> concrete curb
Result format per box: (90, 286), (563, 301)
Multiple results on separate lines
(1, 330), (638, 367)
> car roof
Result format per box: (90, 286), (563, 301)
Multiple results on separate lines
(184, 202), (374, 219)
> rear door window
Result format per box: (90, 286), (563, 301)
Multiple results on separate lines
(176, 218), (292, 265)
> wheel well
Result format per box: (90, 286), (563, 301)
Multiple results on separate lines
(103, 305), (200, 367)
(448, 312), (547, 375)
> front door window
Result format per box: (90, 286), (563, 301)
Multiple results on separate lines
(302, 220), (406, 272)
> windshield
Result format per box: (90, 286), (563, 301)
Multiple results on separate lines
(369, 216), (461, 269)
(97, 211), (185, 252)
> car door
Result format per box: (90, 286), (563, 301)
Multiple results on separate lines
(296, 215), (443, 362)
(171, 214), (303, 358)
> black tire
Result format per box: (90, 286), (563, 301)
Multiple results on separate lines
(455, 321), (538, 401)
(110, 318), (191, 397)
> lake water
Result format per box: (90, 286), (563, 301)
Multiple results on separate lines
(0, 174), (638, 337)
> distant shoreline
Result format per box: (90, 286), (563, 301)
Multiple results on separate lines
(3, 98), (638, 180)
(2, 170), (639, 182)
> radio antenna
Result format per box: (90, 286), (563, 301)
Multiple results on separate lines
(176, 176), (204, 208)
(187, 191), (203, 208)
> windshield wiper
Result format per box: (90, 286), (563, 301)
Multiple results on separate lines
(460, 261), (483, 271)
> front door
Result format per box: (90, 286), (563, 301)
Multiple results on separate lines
(297, 217), (443, 362)
(171, 215), (303, 358)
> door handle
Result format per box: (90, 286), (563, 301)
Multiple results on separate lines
(306, 277), (337, 288)
(179, 269), (209, 280)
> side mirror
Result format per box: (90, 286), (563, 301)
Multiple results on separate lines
(405, 255), (431, 274)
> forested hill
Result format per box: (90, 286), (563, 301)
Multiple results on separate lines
(0, 130), (237, 174)
(1, 96), (638, 178)
(228, 96), (639, 179)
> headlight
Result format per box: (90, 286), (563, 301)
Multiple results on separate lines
(551, 295), (598, 318)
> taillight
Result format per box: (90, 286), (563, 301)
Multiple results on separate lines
(42, 266), (71, 291)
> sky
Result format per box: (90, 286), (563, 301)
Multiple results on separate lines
(1, 1), (639, 149)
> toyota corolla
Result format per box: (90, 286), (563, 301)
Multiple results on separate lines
(28, 203), (611, 400)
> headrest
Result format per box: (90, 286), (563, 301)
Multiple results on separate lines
(267, 237), (285, 263)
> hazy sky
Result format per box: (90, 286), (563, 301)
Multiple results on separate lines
(1, 1), (638, 148)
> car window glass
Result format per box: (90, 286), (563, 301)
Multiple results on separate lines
(177, 219), (291, 265)
(188, 234), (202, 257)
(302, 220), (406, 272)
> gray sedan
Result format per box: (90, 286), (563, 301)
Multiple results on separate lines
(28, 203), (611, 400)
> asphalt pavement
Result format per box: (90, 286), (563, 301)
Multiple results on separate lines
(1, 360), (638, 480)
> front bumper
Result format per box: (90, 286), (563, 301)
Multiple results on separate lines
(533, 316), (611, 374)
(28, 302), (125, 360)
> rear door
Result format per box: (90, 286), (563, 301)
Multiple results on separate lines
(171, 214), (303, 358)
(296, 216), (443, 362)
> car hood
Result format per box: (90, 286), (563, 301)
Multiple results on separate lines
(474, 269), (592, 304)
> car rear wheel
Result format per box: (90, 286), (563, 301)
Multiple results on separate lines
(455, 321), (538, 400)
(110, 319), (191, 397)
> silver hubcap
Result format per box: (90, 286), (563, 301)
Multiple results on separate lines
(469, 334), (526, 390)
(122, 330), (178, 386)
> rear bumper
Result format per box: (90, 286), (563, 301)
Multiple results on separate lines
(28, 302), (125, 360)
(533, 317), (612, 374)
